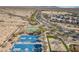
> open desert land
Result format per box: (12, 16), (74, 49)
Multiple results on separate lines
(0, 7), (31, 51)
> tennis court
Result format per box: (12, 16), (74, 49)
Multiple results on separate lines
(11, 35), (43, 52)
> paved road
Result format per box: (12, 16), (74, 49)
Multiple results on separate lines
(35, 11), (53, 28)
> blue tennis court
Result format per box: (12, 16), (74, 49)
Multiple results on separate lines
(12, 44), (34, 52)
(11, 35), (43, 52)
(11, 44), (42, 52)
(18, 35), (40, 43)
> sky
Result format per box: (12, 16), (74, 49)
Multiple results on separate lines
(59, 6), (79, 8)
